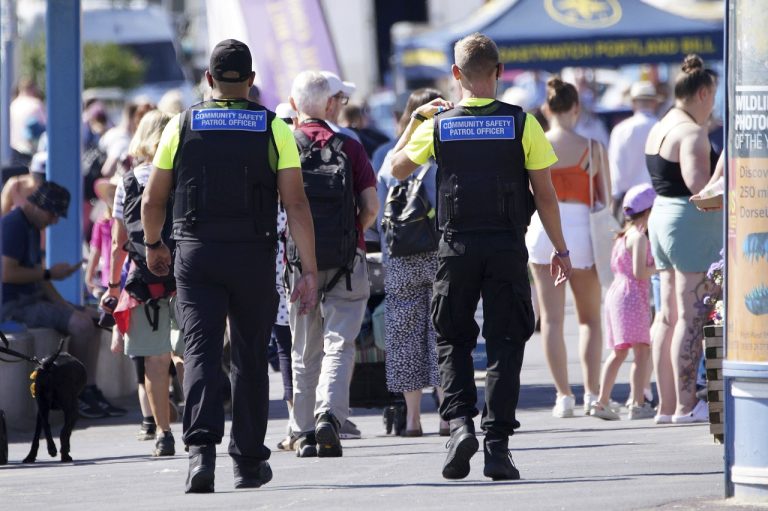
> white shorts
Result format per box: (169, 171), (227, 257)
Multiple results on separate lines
(525, 202), (595, 270)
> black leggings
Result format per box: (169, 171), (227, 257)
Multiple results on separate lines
(272, 325), (293, 401)
(132, 356), (176, 385)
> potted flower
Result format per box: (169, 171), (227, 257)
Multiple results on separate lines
(703, 250), (724, 442)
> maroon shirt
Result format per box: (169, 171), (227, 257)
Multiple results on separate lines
(296, 120), (376, 251)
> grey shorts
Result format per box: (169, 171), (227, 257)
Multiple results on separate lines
(2, 292), (73, 332)
(124, 298), (173, 357)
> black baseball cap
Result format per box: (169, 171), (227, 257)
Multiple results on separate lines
(28, 181), (70, 218)
(210, 39), (252, 83)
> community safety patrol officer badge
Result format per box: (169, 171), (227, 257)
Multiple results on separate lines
(439, 116), (516, 142)
(191, 109), (268, 132)
(544, 0), (622, 29)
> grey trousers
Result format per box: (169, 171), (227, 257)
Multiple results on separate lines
(288, 250), (370, 434)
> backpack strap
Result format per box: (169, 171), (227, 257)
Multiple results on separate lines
(143, 299), (161, 332)
(412, 163), (431, 185)
(320, 259), (355, 302)
(329, 135), (345, 155)
(293, 129), (314, 154)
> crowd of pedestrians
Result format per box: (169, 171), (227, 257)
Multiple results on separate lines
(0, 33), (724, 492)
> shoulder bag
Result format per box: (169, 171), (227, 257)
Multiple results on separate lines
(588, 140), (621, 288)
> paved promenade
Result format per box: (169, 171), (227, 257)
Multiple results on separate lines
(0, 296), (756, 510)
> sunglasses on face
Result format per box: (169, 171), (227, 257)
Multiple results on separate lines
(333, 94), (349, 105)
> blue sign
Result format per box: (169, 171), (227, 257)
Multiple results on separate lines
(439, 116), (516, 141)
(191, 109), (267, 132)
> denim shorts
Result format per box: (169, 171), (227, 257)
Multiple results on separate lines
(1, 292), (73, 332)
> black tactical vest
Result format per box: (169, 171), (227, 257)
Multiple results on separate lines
(172, 100), (278, 242)
(433, 101), (534, 234)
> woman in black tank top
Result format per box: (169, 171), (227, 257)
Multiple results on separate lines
(644, 54), (722, 426)
(646, 107), (717, 197)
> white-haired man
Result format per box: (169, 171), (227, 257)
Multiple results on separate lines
(608, 81), (660, 221)
(287, 70), (378, 458)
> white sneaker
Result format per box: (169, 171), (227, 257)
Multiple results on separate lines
(339, 419), (361, 439)
(671, 400), (709, 424)
(644, 388), (654, 404)
(582, 393), (598, 414)
(628, 402), (655, 420)
(654, 414), (672, 424)
(552, 395), (576, 418)
(589, 402), (620, 421)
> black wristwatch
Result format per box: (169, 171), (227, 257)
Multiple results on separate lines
(43, 269), (51, 281)
(411, 112), (427, 123)
(144, 238), (163, 250)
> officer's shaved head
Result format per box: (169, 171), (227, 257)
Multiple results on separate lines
(454, 33), (499, 79)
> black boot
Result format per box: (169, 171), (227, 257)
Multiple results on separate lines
(483, 435), (520, 481)
(441, 418), (478, 480)
(315, 412), (342, 457)
(295, 432), (318, 458)
(233, 460), (273, 489)
(185, 444), (216, 493)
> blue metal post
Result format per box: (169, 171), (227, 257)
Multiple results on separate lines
(0, 0), (16, 166)
(45, 0), (82, 304)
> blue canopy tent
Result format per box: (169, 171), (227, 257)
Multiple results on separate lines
(394, 0), (724, 81)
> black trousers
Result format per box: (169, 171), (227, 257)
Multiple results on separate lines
(431, 232), (535, 437)
(175, 240), (278, 463)
(272, 324), (293, 402)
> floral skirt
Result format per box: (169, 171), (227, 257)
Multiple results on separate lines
(384, 252), (440, 393)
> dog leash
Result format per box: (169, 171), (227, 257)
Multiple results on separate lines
(0, 331), (40, 364)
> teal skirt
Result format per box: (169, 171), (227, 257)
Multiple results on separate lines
(648, 196), (723, 273)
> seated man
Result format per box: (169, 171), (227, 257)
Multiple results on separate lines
(1, 151), (46, 215)
(1, 181), (125, 419)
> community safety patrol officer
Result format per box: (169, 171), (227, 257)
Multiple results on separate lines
(142, 39), (318, 493)
(392, 33), (572, 481)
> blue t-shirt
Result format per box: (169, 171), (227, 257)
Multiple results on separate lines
(2, 208), (41, 303)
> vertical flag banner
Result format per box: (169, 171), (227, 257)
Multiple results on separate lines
(206, 0), (341, 109)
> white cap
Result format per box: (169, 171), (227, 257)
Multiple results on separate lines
(630, 81), (658, 100)
(30, 152), (47, 174)
(320, 70), (356, 97)
(275, 102), (297, 119)
(501, 86), (534, 111)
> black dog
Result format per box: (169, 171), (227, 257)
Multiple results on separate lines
(0, 332), (86, 463)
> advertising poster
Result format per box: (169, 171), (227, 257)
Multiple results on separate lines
(727, 0), (768, 361)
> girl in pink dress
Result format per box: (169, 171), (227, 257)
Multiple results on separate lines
(590, 184), (658, 421)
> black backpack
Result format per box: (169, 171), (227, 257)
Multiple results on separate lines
(289, 130), (358, 279)
(121, 167), (176, 309)
(382, 164), (438, 258)
(82, 146), (107, 201)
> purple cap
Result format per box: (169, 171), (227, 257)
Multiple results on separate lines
(623, 183), (656, 216)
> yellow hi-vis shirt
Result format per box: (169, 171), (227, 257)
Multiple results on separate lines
(404, 98), (558, 171)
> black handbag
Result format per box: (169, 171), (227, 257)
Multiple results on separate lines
(382, 164), (439, 258)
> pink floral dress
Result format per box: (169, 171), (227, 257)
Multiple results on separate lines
(604, 228), (655, 350)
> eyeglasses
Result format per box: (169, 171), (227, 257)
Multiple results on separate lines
(333, 93), (349, 105)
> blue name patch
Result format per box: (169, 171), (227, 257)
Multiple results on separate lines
(191, 109), (267, 132)
(439, 116), (515, 141)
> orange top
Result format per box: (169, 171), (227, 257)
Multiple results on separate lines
(550, 147), (598, 206)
